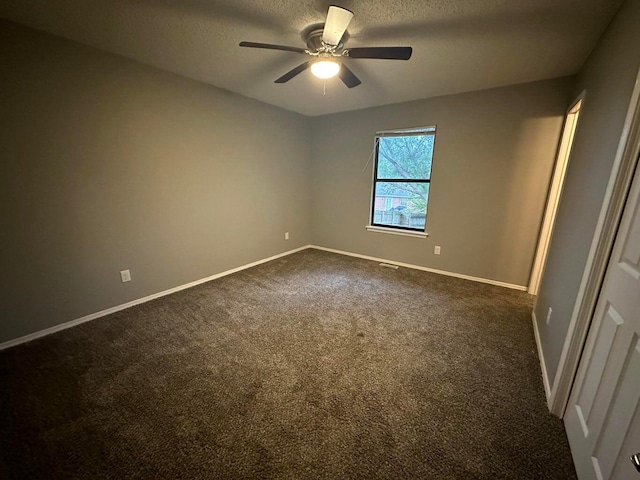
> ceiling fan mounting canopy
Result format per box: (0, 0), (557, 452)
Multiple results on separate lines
(239, 5), (412, 88)
(303, 26), (349, 53)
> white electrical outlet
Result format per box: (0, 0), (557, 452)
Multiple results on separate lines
(546, 307), (553, 324)
(285, 232), (289, 240)
(434, 246), (441, 255)
(120, 269), (131, 283)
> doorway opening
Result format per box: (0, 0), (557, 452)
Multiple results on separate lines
(529, 96), (583, 295)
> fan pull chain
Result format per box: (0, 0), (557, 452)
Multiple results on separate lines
(323, 79), (327, 96)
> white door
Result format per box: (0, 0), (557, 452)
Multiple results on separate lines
(564, 152), (640, 480)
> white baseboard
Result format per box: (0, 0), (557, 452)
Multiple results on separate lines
(309, 245), (528, 291)
(532, 311), (552, 405)
(0, 245), (311, 351)
(1, 244), (528, 351)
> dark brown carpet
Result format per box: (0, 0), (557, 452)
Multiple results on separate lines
(0, 249), (577, 479)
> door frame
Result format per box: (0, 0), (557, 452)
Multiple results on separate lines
(529, 94), (584, 296)
(549, 67), (640, 417)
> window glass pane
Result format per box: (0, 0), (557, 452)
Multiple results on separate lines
(376, 134), (434, 180)
(373, 182), (429, 230)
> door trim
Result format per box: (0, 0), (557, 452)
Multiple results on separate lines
(549, 66), (640, 417)
(528, 94), (584, 295)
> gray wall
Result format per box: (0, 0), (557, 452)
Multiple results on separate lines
(534, 0), (640, 387)
(310, 78), (574, 287)
(0, 21), (312, 343)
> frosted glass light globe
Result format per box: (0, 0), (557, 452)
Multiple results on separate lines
(311, 60), (340, 79)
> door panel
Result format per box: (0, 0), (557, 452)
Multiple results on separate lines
(565, 153), (640, 480)
(609, 408), (640, 479)
(591, 338), (640, 478)
(576, 305), (624, 430)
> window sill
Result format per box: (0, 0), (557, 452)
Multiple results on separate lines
(365, 225), (429, 238)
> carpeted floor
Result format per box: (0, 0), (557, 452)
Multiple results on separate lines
(0, 249), (577, 479)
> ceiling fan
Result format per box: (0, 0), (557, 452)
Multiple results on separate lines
(239, 6), (412, 88)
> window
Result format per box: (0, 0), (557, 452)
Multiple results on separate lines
(370, 126), (436, 233)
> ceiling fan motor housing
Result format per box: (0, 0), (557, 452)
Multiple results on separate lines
(304, 26), (348, 53)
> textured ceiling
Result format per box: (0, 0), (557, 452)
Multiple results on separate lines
(0, 0), (624, 116)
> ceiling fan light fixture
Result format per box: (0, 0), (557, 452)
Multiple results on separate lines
(311, 60), (340, 79)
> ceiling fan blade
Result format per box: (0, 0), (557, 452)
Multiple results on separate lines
(239, 41), (307, 54)
(322, 6), (354, 46)
(338, 64), (362, 88)
(275, 61), (312, 83)
(346, 47), (413, 60)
